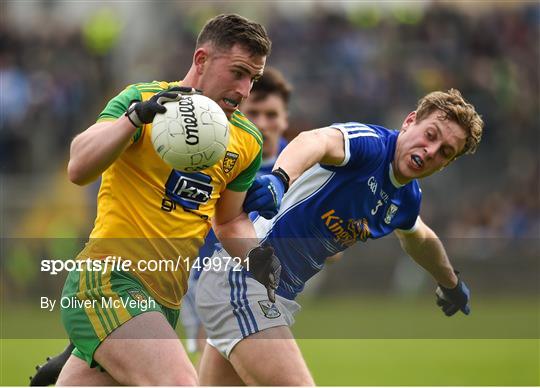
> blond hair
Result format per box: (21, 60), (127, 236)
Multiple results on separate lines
(416, 89), (483, 156)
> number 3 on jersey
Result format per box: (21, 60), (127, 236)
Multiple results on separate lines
(371, 199), (383, 215)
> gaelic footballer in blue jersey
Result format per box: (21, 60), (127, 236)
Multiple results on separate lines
(196, 89), (484, 386)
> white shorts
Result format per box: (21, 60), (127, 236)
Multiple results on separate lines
(196, 250), (301, 358)
(180, 273), (202, 353)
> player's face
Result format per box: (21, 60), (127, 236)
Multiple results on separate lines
(196, 44), (266, 119)
(241, 93), (288, 159)
(393, 110), (467, 184)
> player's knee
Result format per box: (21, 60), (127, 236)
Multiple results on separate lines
(134, 370), (198, 386)
(168, 372), (199, 387)
(245, 373), (313, 386)
(269, 372), (314, 386)
(289, 374), (315, 386)
(241, 364), (313, 386)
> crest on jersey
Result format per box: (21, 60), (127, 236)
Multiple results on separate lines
(258, 300), (281, 319)
(384, 203), (399, 224)
(223, 151), (239, 173)
(351, 218), (371, 242)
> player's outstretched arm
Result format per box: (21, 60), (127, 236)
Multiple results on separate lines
(394, 218), (458, 288)
(213, 189), (281, 302)
(243, 127), (346, 219)
(273, 127), (346, 185)
(395, 218), (470, 316)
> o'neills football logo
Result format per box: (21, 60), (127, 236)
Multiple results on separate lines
(178, 96), (199, 145)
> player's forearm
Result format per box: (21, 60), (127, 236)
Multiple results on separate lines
(67, 116), (137, 185)
(213, 213), (259, 265)
(398, 228), (458, 288)
(273, 130), (327, 184)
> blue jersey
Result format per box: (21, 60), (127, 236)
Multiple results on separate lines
(252, 123), (422, 299)
(192, 137), (288, 280)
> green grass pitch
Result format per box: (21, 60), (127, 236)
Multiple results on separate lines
(1, 296), (538, 385)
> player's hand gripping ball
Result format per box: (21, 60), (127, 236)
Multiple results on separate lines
(126, 86), (198, 127)
(150, 90), (230, 172)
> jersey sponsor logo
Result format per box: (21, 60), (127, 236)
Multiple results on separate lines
(223, 151), (239, 173)
(258, 300), (281, 319)
(384, 203), (399, 224)
(321, 209), (371, 246)
(178, 96), (199, 145)
(368, 176), (378, 195)
(164, 170), (213, 210)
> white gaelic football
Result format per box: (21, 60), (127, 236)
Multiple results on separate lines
(151, 94), (229, 172)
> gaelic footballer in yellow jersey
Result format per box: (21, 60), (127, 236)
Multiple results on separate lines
(56, 14), (276, 385)
(79, 80), (262, 308)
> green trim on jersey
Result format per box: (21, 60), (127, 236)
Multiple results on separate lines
(96, 81), (181, 144)
(226, 110), (263, 192)
(227, 148), (262, 192)
(97, 85), (142, 143)
(98, 85), (141, 121)
(230, 111), (263, 146)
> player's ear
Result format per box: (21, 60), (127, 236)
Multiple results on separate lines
(401, 111), (416, 131)
(193, 48), (208, 74)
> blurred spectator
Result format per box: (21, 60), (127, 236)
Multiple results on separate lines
(1, 2), (538, 241)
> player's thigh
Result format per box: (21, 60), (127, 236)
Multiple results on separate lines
(199, 343), (245, 386)
(56, 355), (119, 386)
(61, 267), (168, 369)
(94, 311), (198, 386)
(196, 325), (207, 354)
(229, 325), (314, 386)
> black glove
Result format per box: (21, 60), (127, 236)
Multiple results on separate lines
(247, 244), (281, 303)
(30, 342), (74, 386)
(125, 86), (201, 127)
(436, 274), (471, 317)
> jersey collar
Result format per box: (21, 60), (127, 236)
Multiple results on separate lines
(389, 163), (405, 188)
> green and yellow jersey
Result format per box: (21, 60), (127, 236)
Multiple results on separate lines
(78, 81), (262, 308)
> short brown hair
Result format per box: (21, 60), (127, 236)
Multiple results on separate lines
(251, 67), (292, 104)
(196, 14), (271, 57)
(416, 88), (484, 156)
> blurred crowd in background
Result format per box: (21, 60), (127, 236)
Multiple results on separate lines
(0, 2), (538, 297)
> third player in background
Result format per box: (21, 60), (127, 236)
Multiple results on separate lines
(181, 67), (294, 359)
